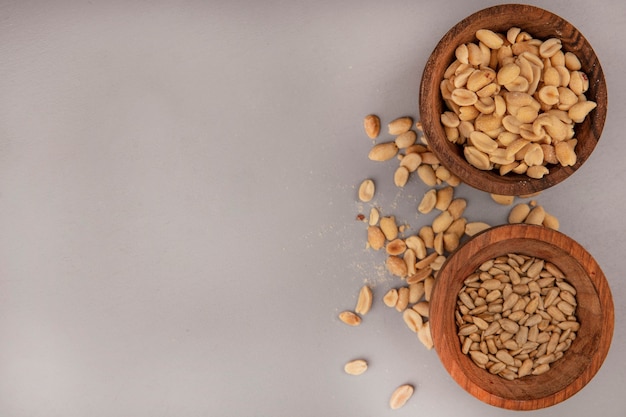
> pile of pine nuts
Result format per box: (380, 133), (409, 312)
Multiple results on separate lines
(440, 27), (597, 178)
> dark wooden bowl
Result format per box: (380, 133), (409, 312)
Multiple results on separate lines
(419, 4), (607, 196)
(429, 224), (614, 410)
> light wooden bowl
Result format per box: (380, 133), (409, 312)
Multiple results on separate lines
(429, 224), (614, 410)
(419, 4), (607, 196)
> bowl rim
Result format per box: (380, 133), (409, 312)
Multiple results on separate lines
(418, 3), (608, 196)
(429, 224), (614, 410)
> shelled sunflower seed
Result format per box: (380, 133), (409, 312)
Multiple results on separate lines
(456, 253), (579, 379)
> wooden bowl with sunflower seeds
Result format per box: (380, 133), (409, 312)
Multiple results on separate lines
(429, 224), (614, 410)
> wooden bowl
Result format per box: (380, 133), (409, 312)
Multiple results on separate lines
(419, 4), (608, 196)
(429, 224), (614, 410)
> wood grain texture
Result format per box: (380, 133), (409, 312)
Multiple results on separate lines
(419, 4), (607, 196)
(429, 224), (614, 410)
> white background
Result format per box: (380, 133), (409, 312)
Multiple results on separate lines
(1, 0), (624, 416)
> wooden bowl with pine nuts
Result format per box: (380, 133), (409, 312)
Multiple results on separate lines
(419, 4), (607, 196)
(429, 224), (614, 410)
